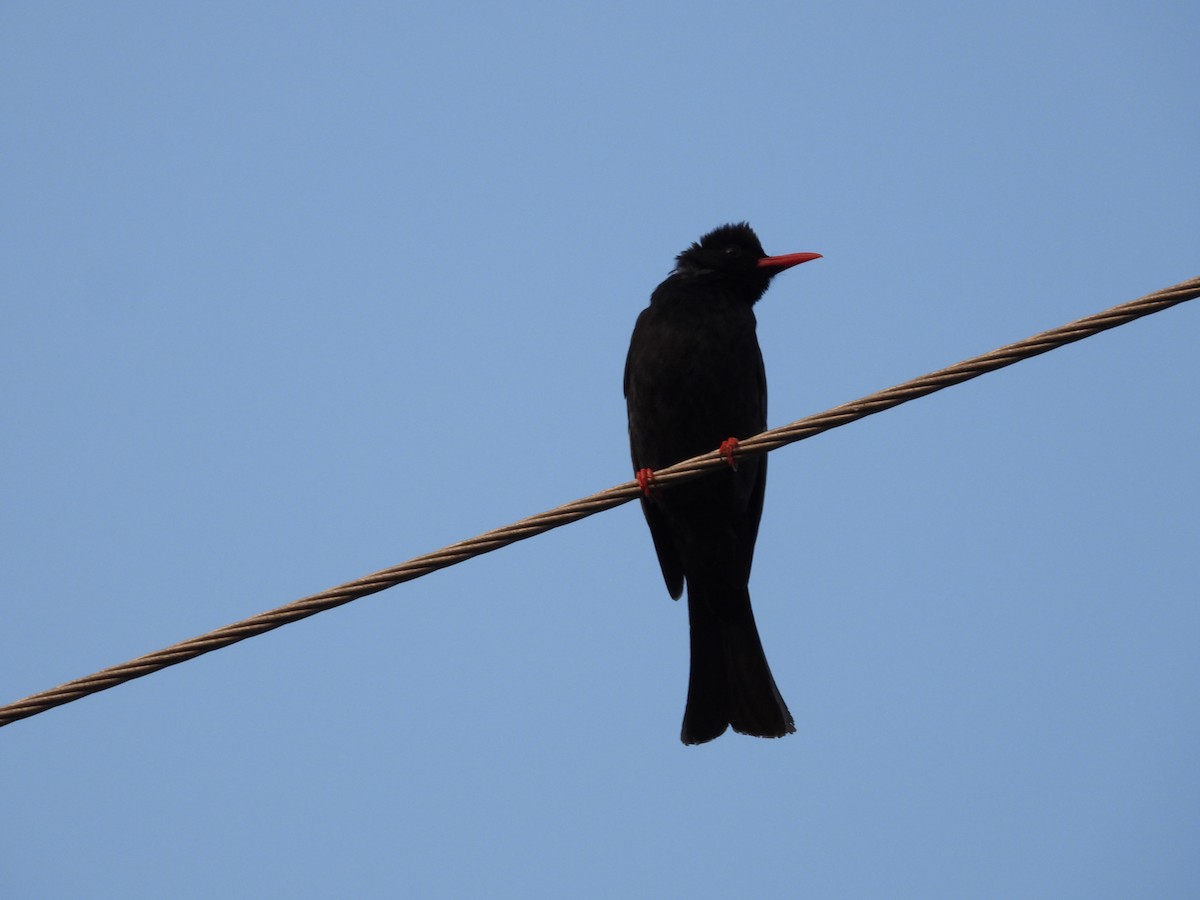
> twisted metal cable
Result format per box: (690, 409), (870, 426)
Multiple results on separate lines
(2, 274), (1197, 728)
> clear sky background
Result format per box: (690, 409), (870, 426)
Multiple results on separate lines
(3, 3), (1198, 897)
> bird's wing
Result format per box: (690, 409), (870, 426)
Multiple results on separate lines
(736, 347), (769, 582)
(736, 453), (768, 585)
(634, 464), (686, 600)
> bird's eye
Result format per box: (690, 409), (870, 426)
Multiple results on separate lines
(723, 246), (741, 257)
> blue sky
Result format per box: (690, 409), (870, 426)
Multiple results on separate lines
(3, 3), (1198, 897)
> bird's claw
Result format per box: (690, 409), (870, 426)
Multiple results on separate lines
(719, 437), (739, 471)
(636, 468), (655, 497)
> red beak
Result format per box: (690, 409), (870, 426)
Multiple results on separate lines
(757, 251), (822, 271)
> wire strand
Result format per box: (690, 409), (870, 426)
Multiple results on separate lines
(2, 274), (1197, 728)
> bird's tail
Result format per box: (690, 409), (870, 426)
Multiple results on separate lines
(682, 585), (795, 745)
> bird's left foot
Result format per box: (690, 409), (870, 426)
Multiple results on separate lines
(635, 467), (655, 497)
(719, 437), (740, 471)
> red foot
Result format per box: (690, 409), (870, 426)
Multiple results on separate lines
(719, 437), (740, 471)
(635, 468), (655, 497)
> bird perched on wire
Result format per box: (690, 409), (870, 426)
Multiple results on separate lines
(624, 222), (821, 744)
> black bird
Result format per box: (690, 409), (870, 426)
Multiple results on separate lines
(624, 222), (820, 744)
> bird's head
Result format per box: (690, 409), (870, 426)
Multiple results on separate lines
(673, 222), (821, 303)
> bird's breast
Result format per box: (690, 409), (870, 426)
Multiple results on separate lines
(625, 304), (766, 470)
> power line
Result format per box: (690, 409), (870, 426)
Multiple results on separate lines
(2, 273), (1197, 728)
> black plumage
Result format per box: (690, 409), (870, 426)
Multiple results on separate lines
(624, 222), (820, 744)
